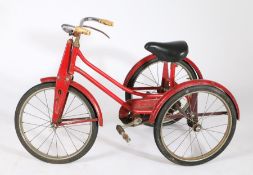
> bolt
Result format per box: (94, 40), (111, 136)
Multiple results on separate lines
(194, 124), (202, 132)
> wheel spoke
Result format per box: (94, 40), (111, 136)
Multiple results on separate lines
(55, 131), (69, 156)
(194, 132), (203, 155)
(63, 103), (84, 116)
(55, 132), (58, 157)
(189, 128), (193, 156)
(205, 129), (219, 142)
(23, 111), (49, 122)
(163, 128), (187, 138)
(29, 124), (51, 142)
(35, 94), (53, 114)
(27, 103), (50, 120)
(43, 90), (52, 117)
(23, 121), (50, 133)
(148, 66), (159, 86)
(173, 128), (192, 153)
(201, 104), (226, 123)
(63, 126), (78, 151)
(37, 129), (54, 150)
(204, 124), (227, 130)
(182, 131), (197, 157)
(175, 74), (188, 81)
(166, 130), (189, 147)
(200, 130), (212, 150)
(63, 96), (76, 116)
(175, 67), (183, 78)
(65, 128), (85, 144)
(203, 97), (218, 116)
(156, 62), (160, 85)
(47, 131), (56, 155)
(204, 129), (224, 134)
(201, 93), (209, 118)
(140, 73), (159, 85)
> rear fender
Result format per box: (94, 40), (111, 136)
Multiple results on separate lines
(40, 77), (103, 126)
(149, 79), (240, 124)
(123, 55), (203, 86)
(123, 54), (156, 86)
(183, 58), (203, 79)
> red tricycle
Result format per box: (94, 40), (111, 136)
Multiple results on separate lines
(15, 17), (239, 165)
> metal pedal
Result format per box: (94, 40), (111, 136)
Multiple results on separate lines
(116, 125), (131, 143)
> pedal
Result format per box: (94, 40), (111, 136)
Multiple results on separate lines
(116, 125), (131, 143)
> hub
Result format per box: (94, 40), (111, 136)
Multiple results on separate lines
(193, 124), (202, 132)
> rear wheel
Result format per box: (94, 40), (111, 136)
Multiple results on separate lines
(15, 82), (98, 163)
(154, 85), (237, 165)
(125, 58), (198, 126)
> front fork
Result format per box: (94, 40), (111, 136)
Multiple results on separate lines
(52, 75), (72, 124)
(52, 39), (78, 125)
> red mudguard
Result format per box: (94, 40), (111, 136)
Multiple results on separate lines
(40, 77), (103, 126)
(148, 79), (240, 124)
(123, 54), (203, 86)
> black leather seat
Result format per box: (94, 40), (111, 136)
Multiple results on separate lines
(144, 41), (188, 62)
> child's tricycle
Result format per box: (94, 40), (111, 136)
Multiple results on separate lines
(15, 17), (239, 165)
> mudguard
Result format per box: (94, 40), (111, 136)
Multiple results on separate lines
(184, 58), (203, 79)
(123, 54), (203, 86)
(148, 79), (240, 124)
(40, 77), (103, 126)
(123, 54), (156, 86)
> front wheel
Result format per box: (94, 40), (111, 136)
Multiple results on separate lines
(154, 85), (237, 165)
(15, 82), (98, 163)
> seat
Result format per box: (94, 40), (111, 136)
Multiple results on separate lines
(144, 41), (188, 62)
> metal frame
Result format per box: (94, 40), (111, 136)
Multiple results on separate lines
(41, 39), (240, 126)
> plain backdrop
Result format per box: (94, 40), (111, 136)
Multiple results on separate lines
(0, 0), (253, 175)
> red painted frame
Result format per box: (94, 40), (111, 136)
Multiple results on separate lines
(50, 39), (166, 125)
(42, 39), (239, 126)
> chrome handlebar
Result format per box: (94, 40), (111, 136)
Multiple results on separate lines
(79, 17), (113, 27)
(62, 17), (113, 38)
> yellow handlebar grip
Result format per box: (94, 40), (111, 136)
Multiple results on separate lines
(74, 27), (91, 35)
(99, 19), (114, 26)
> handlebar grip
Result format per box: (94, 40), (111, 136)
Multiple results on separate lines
(99, 19), (114, 26)
(74, 27), (91, 35)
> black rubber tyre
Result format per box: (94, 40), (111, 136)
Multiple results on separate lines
(125, 58), (198, 126)
(154, 85), (237, 166)
(15, 82), (98, 164)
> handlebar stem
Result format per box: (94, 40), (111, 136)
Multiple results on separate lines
(73, 35), (80, 48)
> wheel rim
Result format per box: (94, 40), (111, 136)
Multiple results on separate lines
(160, 90), (232, 162)
(18, 87), (94, 161)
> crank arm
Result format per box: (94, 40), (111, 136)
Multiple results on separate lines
(122, 117), (143, 128)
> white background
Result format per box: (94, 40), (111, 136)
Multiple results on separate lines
(0, 0), (253, 174)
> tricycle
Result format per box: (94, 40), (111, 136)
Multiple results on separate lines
(15, 17), (239, 165)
